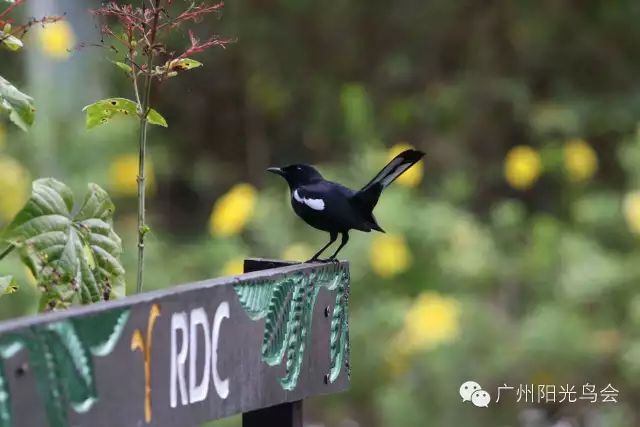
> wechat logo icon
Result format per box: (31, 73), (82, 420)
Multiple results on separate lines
(460, 380), (491, 408)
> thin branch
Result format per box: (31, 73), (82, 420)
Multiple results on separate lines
(0, 0), (24, 21)
(136, 0), (162, 294)
(0, 245), (15, 262)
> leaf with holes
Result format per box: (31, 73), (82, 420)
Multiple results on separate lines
(0, 276), (16, 296)
(0, 75), (34, 131)
(83, 98), (167, 129)
(1, 178), (125, 306)
(167, 58), (202, 72)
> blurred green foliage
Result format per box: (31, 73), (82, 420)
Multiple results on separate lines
(3, 0), (640, 426)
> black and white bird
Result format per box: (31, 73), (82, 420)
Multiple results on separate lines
(268, 149), (425, 262)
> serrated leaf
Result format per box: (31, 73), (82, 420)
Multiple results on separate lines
(2, 178), (125, 306)
(0, 31), (22, 51)
(0, 276), (16, 296)
(167, 58), (202, 71)
(0, 74), (35, 131)
(83, 97), (167, 128)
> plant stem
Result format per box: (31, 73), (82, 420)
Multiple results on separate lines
(135, 0), (162, 294)
(136, 96), (149, 294)
(0, 244), (15, 262)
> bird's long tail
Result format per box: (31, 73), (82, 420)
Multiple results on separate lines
(361, 149), (425, 193)
(353, 149), (425, 224)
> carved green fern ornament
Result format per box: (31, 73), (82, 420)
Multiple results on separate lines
(0, 309), (130, 427)
(234, 263), (350, 390)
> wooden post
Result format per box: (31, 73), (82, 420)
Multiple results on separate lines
(243, 401), (303, 427)
(242, 258), (303, 427)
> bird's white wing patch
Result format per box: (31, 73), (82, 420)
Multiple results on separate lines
(293, 189), (325, 211)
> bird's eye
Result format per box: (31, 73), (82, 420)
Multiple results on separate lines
(296, 166), (302, 171)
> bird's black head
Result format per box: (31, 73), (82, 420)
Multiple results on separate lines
(267, 164), (323, 188)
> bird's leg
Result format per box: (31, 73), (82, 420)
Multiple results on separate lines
(306, 232), (337, 263)
(328, 232), (349, 261)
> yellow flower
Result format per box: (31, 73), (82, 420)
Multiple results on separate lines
(221, 257), (245, 276)
(387, 143), (423, 187)
(564, 139), (597, 182)
(400, 292), (460, 351)
(504, 145), (542, 190)
(281, 243), (313, 261)
(369, 233), (412, 278)
(38, 21), (75, 60)
(0, 156), (29, 222)
(623, 191), (640, 235)
(209, 183), (257, 237)
(108, 154), (155, 197)
(386, 292), (461, 375)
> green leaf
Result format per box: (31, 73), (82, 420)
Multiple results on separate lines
(83, 97), (168, 128)
(2, 178), (125, 306)
(147, 108), (168, 127)
(113, 61), (132, 74)
(0, 276), (16, 296)
(82, 98), (136, 129)
(167, 58), (203, 71)
(0, 74), (35, 131)
(0, 31), (22, 51)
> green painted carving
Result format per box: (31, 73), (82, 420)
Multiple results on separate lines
(0, 336), (21, 427)
(234, 264), (350, 391)
(0, 308), (129, 427)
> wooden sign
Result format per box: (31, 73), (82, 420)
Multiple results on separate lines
(0, 259), (350, 427)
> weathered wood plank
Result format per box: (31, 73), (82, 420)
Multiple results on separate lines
(0, 260), (350, 427)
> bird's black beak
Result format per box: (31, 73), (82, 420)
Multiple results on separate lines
(267, 167), (284, 176)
